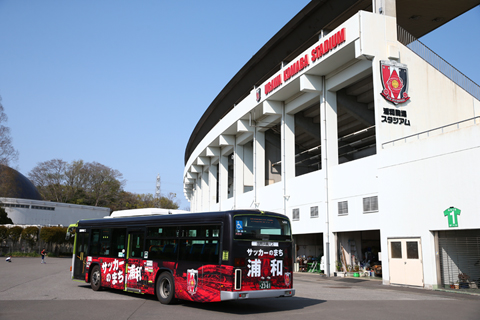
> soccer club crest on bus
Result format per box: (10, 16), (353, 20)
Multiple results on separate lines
(285, 272), (291, 287)
(187, 269), (198, 295)
(380, 60), (410, 105)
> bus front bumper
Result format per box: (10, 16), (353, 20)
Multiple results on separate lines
(220, 288), (295, 301)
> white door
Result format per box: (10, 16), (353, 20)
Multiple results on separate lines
(388, 238), (424, 287)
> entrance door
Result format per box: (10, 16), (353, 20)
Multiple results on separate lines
(126, 232), (145, 291)
(388, 238), (423, 286)
(73, 230), (89, 280)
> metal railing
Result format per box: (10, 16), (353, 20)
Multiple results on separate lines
(382, 116), (479, 148)
(397, 25), (480, 101)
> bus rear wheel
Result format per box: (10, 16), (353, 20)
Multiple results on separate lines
(91, 265), (102, 291)
(156, 272), (176, 304)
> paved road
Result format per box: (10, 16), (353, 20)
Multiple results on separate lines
(1, 258), (479, 320)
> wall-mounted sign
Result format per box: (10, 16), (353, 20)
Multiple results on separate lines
(443, 207), (461, 228)
(380, 60), (410, 105)
(263, 28), (346, 98)
(381, 108), (410, 126)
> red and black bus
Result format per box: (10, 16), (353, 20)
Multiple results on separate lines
(67, 209), (295, 304)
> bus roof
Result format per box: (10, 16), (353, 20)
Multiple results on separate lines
(107, 208), (190, 218)
(77, 209), (286, 228)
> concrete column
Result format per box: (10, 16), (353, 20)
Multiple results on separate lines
(321, 86), (338, 276)
(281, 104), (295, 216)
(254, 129), (266, 205)
(374, 0), (396, 17)
(195, 178), (201, 212)
(190, 184), (196, 212)
(208, 161), (218, 207)
(322, 90), (339, 167)
(219, 151), (229, 210)
(234, 143), (244, 206)
(201, 166), (209, 211)
(283, 113), (295, 180)
(243, 142), (254, 193)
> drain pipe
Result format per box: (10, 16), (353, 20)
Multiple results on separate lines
(322, 75), (331, 277)
(250, 111), (258, 208)
(233, 136), (237, 209)
(282, 102), (288, 217)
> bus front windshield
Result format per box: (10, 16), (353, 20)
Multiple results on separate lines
(234, 215), (291, 241)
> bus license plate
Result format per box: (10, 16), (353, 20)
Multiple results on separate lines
(259, 281), (271, 290)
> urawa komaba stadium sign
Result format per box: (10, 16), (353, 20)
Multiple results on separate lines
(263, 28), (346, 97)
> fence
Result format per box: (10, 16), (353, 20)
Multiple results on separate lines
(0, 225), (73, 256)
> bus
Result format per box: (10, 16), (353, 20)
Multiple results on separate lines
(67, 209), (295, 304)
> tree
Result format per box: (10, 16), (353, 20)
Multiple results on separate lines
(85, 162), (125, 207)
(0, 205), (13, 224)
(107, 192), (180, 212)
(28, 159), (68, 202)
(28, 159), (125, 207)
(0, 97), (19, 167)
(8, 226), (23, 248)
(64, 160), (89, 203)
(21, 226), (39, 248)
(109, 191), (141, 211)
(0, 225), (8, 244)
(26, 158), (178, 211)
(40, 226), (67, 253)
(160, 192), (180, 209)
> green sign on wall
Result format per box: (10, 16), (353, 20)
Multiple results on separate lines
(443, 207), (461, 228)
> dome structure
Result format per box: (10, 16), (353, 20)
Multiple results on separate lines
(0, 165), (42, 200)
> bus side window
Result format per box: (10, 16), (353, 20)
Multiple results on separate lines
(161, 241), (177, 260)
(178, 224), (221, 263)
(130, 233), (145, 258)
(111, 228), (126, 258)
(100, 229), (111, 256)
(90, 229), (101, 256)
(146, 226), (178, 261)
(202, 241), (219, 263)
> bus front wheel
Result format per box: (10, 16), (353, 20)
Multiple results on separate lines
(91, 265), (102, 291)
(156, 272), (176, 304)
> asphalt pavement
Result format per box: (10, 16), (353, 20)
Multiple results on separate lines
(1, 257), (479, 320)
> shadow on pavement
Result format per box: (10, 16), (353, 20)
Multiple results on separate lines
(180, 297), (325, 314)
(77, 283), (324, 313)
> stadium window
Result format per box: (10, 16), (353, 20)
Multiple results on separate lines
(363, 196), (378, 213)
(292, 208), (300, 221)
(310, 206), (318, 218)
(338, 201), (348, 215)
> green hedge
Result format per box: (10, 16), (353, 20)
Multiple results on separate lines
(9, 252), (40, 257)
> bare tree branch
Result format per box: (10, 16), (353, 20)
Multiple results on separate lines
(0, 97), (19, 167)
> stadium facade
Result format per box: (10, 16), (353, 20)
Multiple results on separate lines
(183, 1), (480, 289)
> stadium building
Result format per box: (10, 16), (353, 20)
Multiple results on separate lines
(183, 1), (480, 290)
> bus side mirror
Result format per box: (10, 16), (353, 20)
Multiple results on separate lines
(66, 227), (76, 240)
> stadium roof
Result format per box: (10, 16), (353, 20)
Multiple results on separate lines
(185, 0), (480, 164)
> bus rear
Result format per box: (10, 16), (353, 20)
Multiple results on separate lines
(221, 212), (295, 300)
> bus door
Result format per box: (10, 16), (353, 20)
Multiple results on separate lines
(73, 229), (89, 280)
(126, 231), (146, 292)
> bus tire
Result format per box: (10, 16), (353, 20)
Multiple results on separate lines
(156, 272), (176, 304)
(90, 265), (102, 291)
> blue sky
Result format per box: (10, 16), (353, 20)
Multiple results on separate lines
(1, 1), (479, 210)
